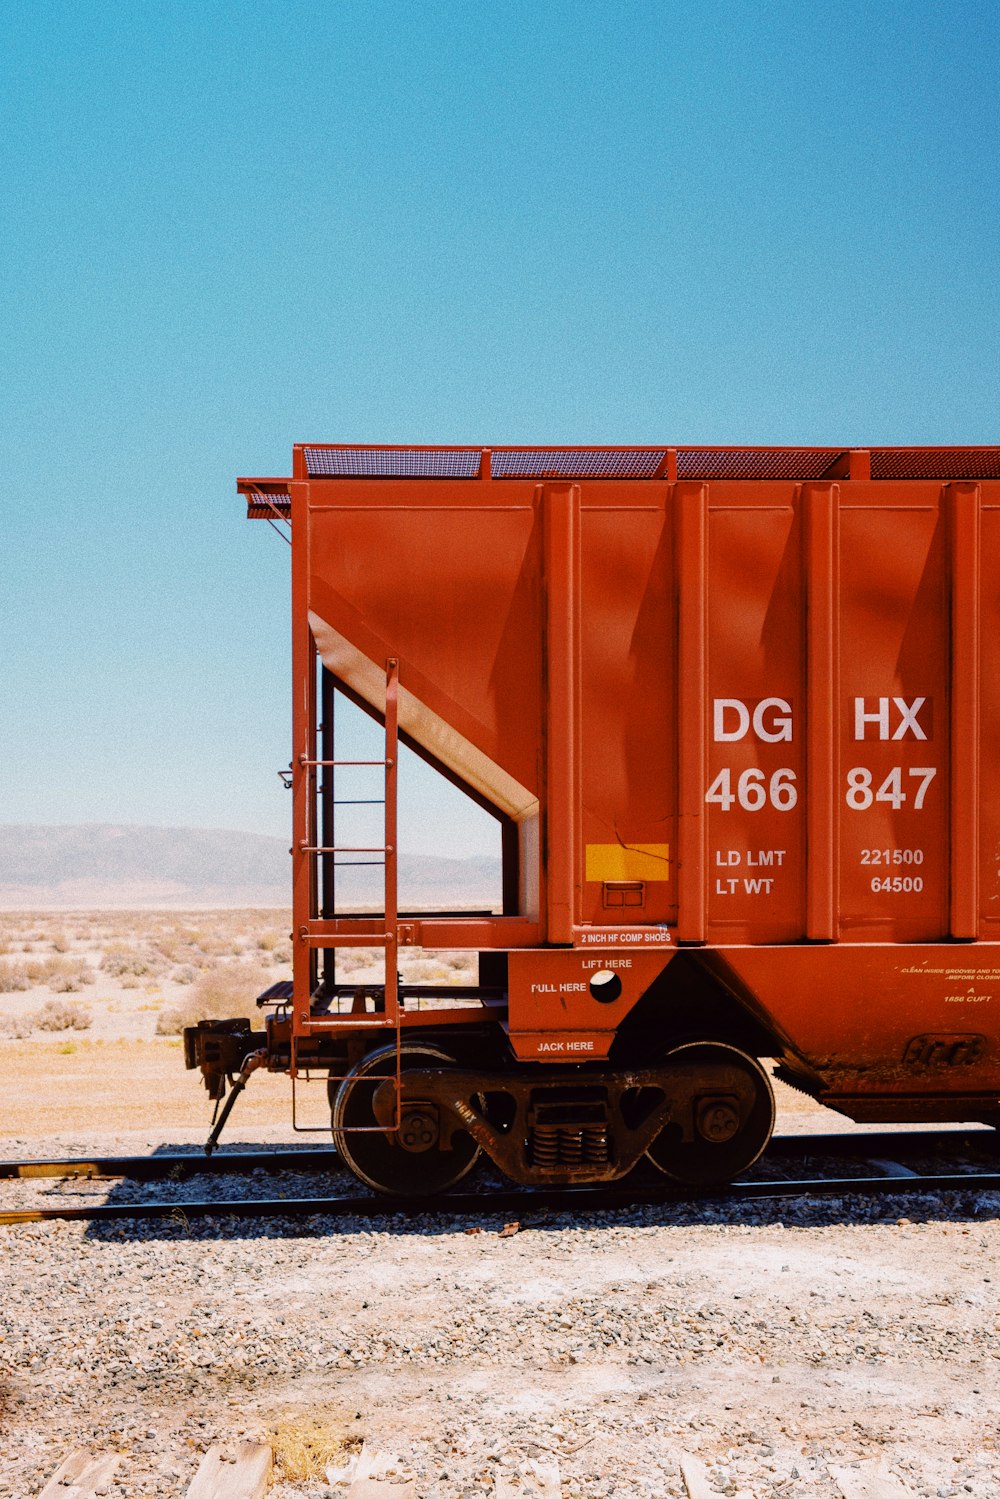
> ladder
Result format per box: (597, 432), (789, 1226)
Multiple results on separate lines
(294, 657), (400, 1039)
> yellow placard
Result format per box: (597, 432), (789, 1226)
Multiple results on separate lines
(585, 843), (670, 883)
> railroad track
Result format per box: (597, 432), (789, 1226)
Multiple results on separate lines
(1, 1128), (998, 1227)
(2, 1126), (996, 1182)
(0, 1144), (341, 1182)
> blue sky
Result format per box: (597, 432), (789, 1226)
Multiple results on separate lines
(1, 0), (998, 859)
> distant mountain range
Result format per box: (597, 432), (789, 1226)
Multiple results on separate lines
(0, 825), (501, 910)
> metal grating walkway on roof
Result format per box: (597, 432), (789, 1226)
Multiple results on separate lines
(302, 444), (851, 481)
(304, 447), (482, 478)
(490, 448), (666, 479)
(240, 445), (1000, 515)
(676, 448), (840, 480)
(869, 447), (1000, 480)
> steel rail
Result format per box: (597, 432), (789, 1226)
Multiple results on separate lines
(0, 1147), (340, 1182)
(0, 1127), (996, 1184)
(3, 1163), (1000, 1228)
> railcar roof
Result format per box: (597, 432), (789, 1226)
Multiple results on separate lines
(239, 443), (1000, 519)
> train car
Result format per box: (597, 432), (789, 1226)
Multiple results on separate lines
(185, 443), (1000, 1194)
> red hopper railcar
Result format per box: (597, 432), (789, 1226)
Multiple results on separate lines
(185, 444), (1000, 1193)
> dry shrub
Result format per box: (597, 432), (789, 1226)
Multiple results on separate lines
(0, 1013), (33, 1040)
(267, 1416), (361, 1483)
(49, 930), (70, 953)
(400, 957), (453, 983)
(440, 951), (475, 975)
(34, 999), (93, 1032)
(155, 960), (269, 1036)
(17, 956), (93, 992)
(0, 960), (31, 993)
(193, 960), (271, 1019)
(335, 948), (379, 975)
(100, 946), (165, 979)
(170, 964), (197, 984)
(43, 957), (94, 993)
(399, 951), (475, 984)
(194, 935), (230, 958)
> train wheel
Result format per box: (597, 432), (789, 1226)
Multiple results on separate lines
(331, 1042), (481, 1196)
(646, 1041), (775, 1186)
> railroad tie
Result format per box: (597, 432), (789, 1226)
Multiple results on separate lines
(184, 1442), (272, 1498)
(342, 1440), (416, 1494)
(867, 1158), (919, 1180)
(37, 1450), (120, 1499)
(680, 1453), (754, 1499)
(832, 1459), (916, 1499)
(494, 1460), (561, 1497)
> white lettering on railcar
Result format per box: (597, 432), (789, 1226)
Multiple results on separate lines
(853, 696), (928, 740)
(715, 849), (786, 866)
(580, 930), (671, 944)
(845, 767), (937, 810)
(713, 698), (793, 742)
(713, 876), (774, 895)
(706, 768), (797, 812)
(860, 848), (925, 866)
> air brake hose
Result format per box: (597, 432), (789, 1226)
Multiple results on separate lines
(203, 1051), (268, 1156)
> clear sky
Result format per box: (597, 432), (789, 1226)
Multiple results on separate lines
(2, 0), (998, 859)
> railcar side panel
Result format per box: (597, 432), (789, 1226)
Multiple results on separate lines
(703, 496), (805, 943)
(837, 499), (948, 942)
(580, 498), (675, 928)
(714, 943), (1000, 1104)
(306, 481), (544, 801)
(979, 504), (1000, 937)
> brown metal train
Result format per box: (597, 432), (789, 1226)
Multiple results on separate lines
(185, 443), (1000, 1194)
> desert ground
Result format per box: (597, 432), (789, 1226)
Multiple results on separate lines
(1, 912), (998, 1498)
(0, 907), (363, 1140)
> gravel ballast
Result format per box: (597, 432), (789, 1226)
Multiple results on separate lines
(1, 1163), (998, 1498)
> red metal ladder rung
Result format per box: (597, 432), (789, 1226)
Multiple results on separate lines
(300, 757), (390, 767)
(300, 844), (391, 853)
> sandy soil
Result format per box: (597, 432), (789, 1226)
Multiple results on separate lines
(0, 1038), (299, 1139)
(0, 908), (473, 1143)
